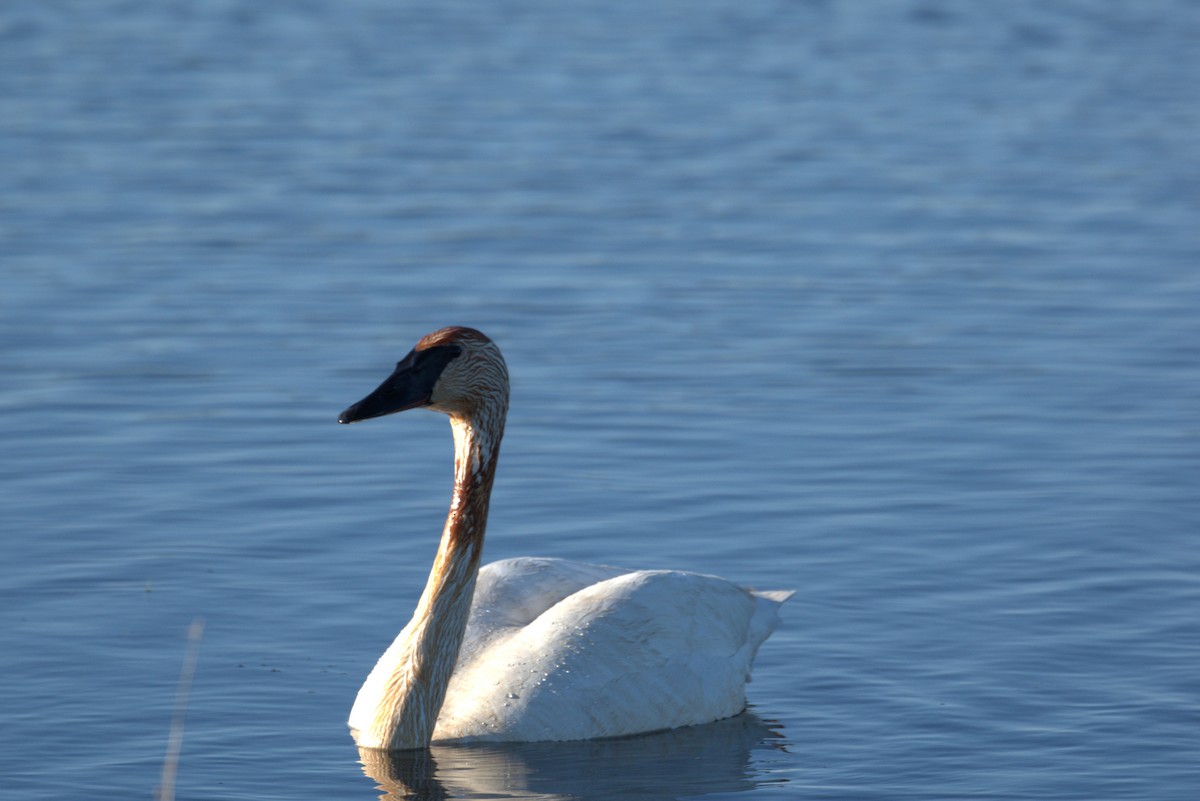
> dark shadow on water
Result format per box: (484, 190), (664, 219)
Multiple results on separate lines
(357, 711), (789, 801)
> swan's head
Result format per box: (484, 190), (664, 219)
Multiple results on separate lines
(338, 326), (509, 424)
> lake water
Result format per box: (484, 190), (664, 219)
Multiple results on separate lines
(2, 1), (1198, 799)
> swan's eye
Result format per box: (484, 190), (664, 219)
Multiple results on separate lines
(405, 345), (462, 381)
(394, 350), (422, 373)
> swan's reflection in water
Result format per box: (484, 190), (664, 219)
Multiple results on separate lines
(358, 712), (788, 801)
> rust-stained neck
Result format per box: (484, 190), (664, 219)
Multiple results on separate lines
(351, 393), (507, 750)
(443, 412), (503, 555)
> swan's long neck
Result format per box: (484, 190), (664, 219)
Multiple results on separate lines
(351, 406), (504, 750)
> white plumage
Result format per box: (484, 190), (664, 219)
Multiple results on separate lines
(433, 557), (791, 742)
(338, 327), (792, 750)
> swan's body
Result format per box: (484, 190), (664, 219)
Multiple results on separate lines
(339, 327), (792, 750)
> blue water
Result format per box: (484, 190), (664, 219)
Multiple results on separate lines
(3, 1), (1198, 799)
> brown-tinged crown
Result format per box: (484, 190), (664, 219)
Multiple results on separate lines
(415, 326), (493, 351)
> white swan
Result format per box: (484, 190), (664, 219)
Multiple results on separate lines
(338, 326), (792, 750)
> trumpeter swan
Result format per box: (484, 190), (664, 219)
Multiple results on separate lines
(338, 326), (792, 750)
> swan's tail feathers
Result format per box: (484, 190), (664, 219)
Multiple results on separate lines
(753, 589), (795, 605)
(740, 588), (794, 682)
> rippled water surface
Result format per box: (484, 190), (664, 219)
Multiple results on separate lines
(3, 1), (1198, 799)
